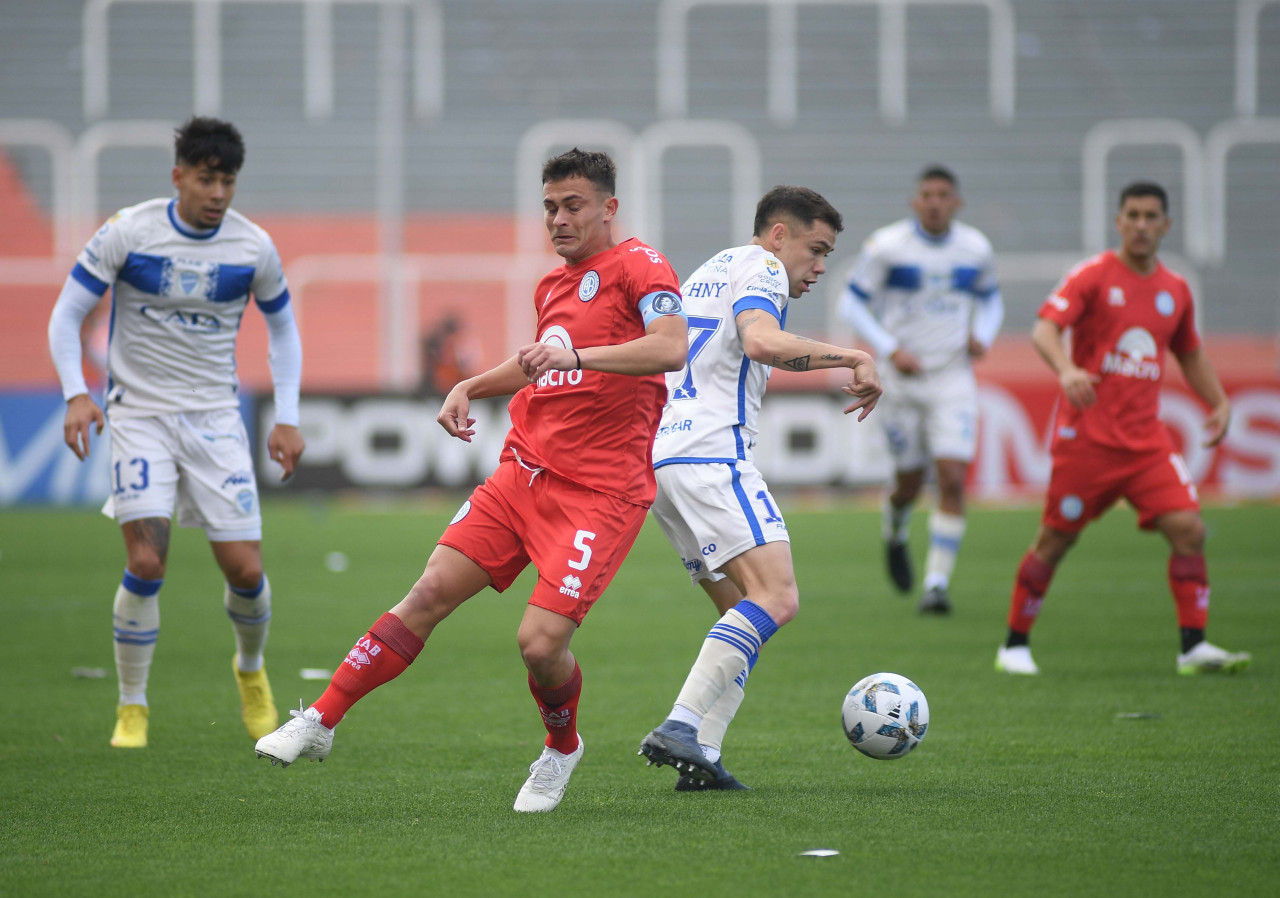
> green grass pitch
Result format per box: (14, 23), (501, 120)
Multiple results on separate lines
(2, 498), (1277, 897)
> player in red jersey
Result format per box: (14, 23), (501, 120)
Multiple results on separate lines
(253, 149), (689, 810)
(995, 182), (1249, 677)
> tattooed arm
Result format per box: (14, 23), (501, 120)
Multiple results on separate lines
(735, 309), (883, 419)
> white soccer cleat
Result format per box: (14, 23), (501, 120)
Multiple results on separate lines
(254, 702), (333, 767)
(513, 736), (584, 813)
(1177, 641), (1252, 676)
(995, 645), (1040, 676)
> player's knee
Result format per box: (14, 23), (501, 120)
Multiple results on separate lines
(1033, 528), (1075, 566)
(754, 585), (799, 627)
(126, 555), (166, 583)
(222, 561), (263, 591)
(126, 551), (166, 582)
(517, 631), (565, 677)
(400, 569), (450, 617)
(1170, 517), (1206, 555)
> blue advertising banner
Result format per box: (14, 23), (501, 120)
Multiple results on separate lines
(0, 391), (257, 506)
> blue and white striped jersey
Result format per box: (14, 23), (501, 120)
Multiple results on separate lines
(841, 218), (1002, 371)
(653, 244), (788, 467)
(71, 198), (290, 418)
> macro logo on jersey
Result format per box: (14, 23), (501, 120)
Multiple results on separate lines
(535, 325), (584, 388)
(1102, 327), (1161, 380)
(1155, 290), (1175, 317)
(578, 270), (600, 301)
(560, 574), (582, 599)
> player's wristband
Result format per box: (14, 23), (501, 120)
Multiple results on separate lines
(572, 349), (582, 370)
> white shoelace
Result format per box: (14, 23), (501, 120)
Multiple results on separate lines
(526, 753), (565, 792)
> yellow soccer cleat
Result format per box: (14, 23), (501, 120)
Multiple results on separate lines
(110, 704), (149, 748)
(233, 656), (279, 740)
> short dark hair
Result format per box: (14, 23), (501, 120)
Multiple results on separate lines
(174, 116), (245, 173)
(541, 148), (616, 196)
(1119, 181), (1168, 214)
(752, 186), (844, 237)
(917, 164), (958, 188)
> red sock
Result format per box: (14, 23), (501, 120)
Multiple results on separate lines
(312, 612), (424, 727)
(529, 661), (582, 755)
(1007, 551), (1056, 636)
(1169, 554), (1210, 630)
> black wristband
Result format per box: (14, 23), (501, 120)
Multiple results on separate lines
(572, 349), (582, 370)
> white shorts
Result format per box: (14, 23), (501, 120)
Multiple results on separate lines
(651, 460), (789, 584)
(879, 365), (978, 471)
(101, 408), (262, 541)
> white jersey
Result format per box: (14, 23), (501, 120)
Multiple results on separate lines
(842, 218), (1001, 372)
(653, 244), (789, 466)
(72, 197), (290, 419)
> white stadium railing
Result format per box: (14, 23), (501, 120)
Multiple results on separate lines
(656, 0), (1015, 125)
(1235, 0), (1280, 118)
(82, 0), (443, 122)
(0, 120), (77, 259)
(1204, 117), (1280, 264)
(1081, 119), (1207, 263)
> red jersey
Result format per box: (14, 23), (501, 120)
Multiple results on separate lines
(504, 237), (683, 507)
(1039, 251), (1200, 453)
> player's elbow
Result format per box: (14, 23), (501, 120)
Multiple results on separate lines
(739, 333), (775, 365)
(655, 333), (689, 372)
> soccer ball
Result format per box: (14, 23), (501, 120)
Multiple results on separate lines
(841, 672), (930, 760)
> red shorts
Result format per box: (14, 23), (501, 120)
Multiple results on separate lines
(438, 458), (648, 624)
(1042, 442), (1200, 533)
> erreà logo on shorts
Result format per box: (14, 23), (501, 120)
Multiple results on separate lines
(536, 325), (584, 388)
(560, 574), (582, 599)
(1101, 327), (1161, 380)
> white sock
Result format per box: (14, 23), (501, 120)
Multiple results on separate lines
(883, 494), (912, 544)
(673, 603), (772, 719)
(226, 575), (271, 672)
(923, 511), (966, 591)
(114, 572), (162, 706)
(695, 666), (747, 763)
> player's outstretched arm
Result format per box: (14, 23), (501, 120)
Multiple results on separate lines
(1031, 318), (1096, 409)
(736, 309), (882, 419)
(518, 313), (687, 381)
(1174, 346), (1231, 447)
(437, 355), (530, 442)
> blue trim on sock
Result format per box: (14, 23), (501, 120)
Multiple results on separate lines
(122, 570), (163, 597)
(227, 576), (265, 599)
(227, 610), (272, 626)
(929, 535), (962, 552)
(708, 627), (759, 657)
(735, 599), (778, 643)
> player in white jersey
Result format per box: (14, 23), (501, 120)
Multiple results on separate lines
(47, 118), (305, 749)
(640, 187), (881, 790)
(840, 166), (1004, 614)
